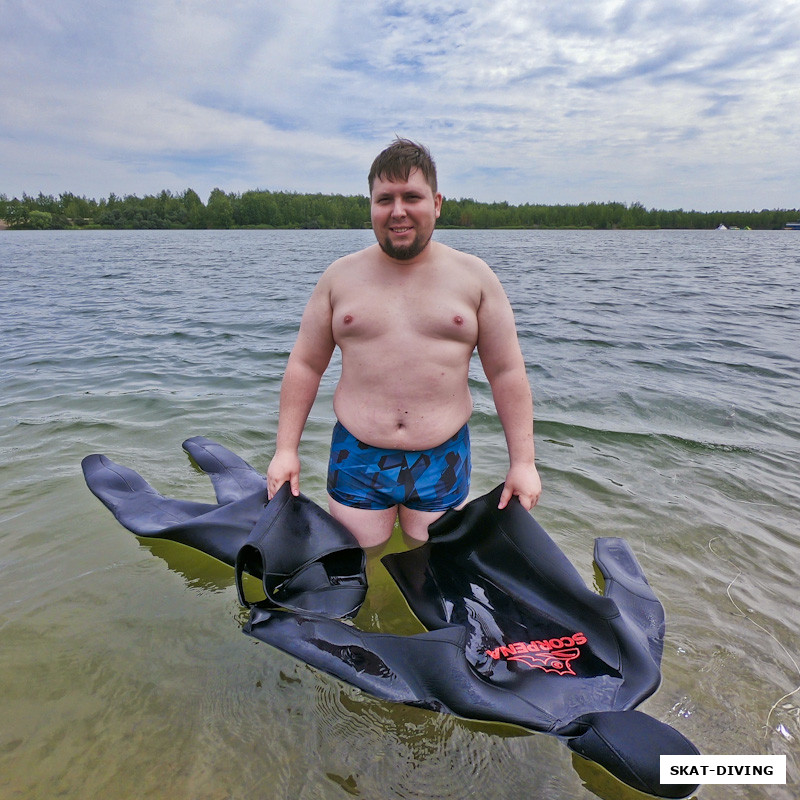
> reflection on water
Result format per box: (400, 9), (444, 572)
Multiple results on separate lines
(1, 229), (798, 799)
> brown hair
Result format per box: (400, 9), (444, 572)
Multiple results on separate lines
(368, 138), (438, 195)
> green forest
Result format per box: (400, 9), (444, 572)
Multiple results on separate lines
(1, 188), (798, 230)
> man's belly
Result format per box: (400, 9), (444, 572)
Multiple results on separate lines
(332, 384), (474, 450)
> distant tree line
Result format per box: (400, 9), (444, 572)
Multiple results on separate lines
(1, 189), (797, 230)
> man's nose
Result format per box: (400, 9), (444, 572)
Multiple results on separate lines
(391, 198), (407, 217)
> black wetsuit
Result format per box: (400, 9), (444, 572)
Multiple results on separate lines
(82, 437), (699, 798)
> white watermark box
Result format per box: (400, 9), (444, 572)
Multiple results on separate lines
(660, 755), (786, 784)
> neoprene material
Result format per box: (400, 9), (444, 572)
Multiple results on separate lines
(82, 438), (699, 798)
(81, 437), (366, 618)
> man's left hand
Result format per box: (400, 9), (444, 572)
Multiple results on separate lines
(498, 463), (542, 510)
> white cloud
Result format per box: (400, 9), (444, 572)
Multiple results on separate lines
(2, 0), (799, 209)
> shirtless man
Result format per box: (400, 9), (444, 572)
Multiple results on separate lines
(267, 139), (541, 547)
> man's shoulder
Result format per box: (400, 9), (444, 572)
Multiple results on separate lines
(326, 244), (379, 274)
(433, 241), (496, 279)
(431, 239), (482, 261)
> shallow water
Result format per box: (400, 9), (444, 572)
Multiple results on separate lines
(1, 228), (799, 799)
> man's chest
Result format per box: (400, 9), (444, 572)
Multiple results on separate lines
(331, 289), (479, 346)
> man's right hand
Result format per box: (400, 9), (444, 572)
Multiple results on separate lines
(266, 450), (301, 499)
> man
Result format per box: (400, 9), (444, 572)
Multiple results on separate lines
(267, 139), (541, 547)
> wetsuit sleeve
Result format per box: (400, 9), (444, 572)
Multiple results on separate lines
(81, 452), (265, 566)
(594, 537), (666, 666)
(182, 436), (267, 503)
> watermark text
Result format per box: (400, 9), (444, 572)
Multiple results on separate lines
(660, 755), (786, 785)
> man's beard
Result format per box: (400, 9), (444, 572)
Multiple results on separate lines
(378, 230), (433, 261)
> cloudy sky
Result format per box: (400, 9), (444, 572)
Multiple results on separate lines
(3, 0), (799, 211)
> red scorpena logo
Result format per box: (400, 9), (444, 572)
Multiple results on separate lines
(485, 632), (587, 675)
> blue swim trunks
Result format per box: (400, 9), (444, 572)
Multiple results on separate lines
(327, 421), (471, 511)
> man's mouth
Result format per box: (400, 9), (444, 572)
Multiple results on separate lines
(390, 226), (413, 234)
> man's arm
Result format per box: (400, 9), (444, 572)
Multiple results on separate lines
(476, 268), (542, 510)
(267, 274), (336, 499)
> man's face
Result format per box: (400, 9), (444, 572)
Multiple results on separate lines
(370, 168), (442, 261)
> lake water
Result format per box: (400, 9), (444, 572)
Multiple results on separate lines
(1, 229), (798, 799)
